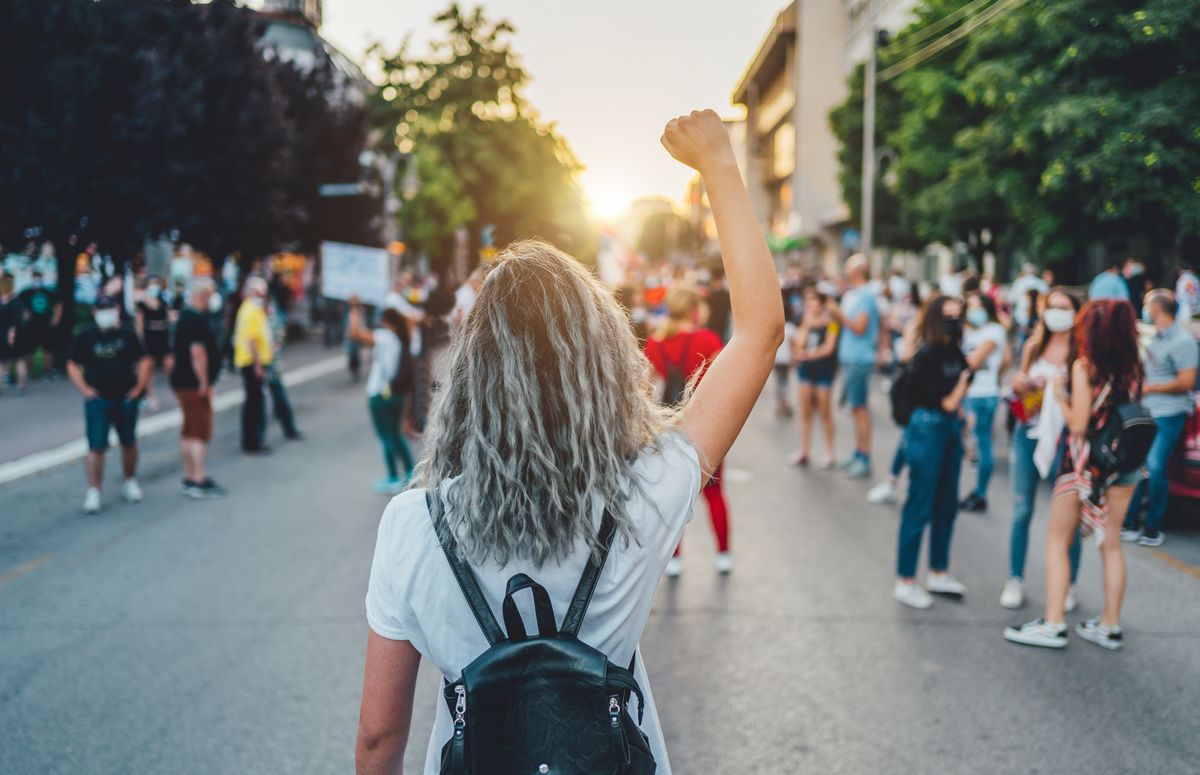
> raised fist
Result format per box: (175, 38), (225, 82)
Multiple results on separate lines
(661, 109), (735, 174)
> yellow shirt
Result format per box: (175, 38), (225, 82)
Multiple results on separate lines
(233, 301), (273, 368)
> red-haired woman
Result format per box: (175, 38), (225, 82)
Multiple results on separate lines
(1005, 300), (1142, 650)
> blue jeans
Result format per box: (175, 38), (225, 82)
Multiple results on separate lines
(896, 408), (963, 578)
(1124, 413), (1187, 532)
(1009, 422), (1080, 581)
(964, 395), (999, 499)
(890, 439), (906, 478)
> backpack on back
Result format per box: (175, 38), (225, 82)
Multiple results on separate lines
(427, 490), (655, 775)
(1088, 384), (1157, 480)
(657, 333), (694, 407)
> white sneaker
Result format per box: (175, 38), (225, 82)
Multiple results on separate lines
(926, 573), (966, 596)
(1004, 618), (1068, 649)
(1064, 586), (1078, 614)
(714, 552), (734, 574)
(83, 487), (102, 514)
(1000, 578), (1024, 609)
(893, 581), (933, 609)
(121, 478), (143, 503)
(867, 479), (898, 505)
(1119, 527), (1142, 543)
(1075, 616), (1123, 650)
(664, 557), (684, 578)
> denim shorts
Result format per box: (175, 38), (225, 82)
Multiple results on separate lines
(840, 362), (873, 408)
(84, 397), (139, 451)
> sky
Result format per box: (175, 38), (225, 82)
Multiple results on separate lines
(316, 0), (788, 218)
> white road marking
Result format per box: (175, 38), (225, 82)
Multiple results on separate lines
(0, 355), (345, 486)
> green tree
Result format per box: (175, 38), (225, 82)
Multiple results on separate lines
(829, 0), (1200, 275)
(372, 3), (595, 271)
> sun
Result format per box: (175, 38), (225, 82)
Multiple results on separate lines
(582, 175), (631, 222)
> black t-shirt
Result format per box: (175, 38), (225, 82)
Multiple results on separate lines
(170, 308), (219, 389)
(69, 325), (145, 399)
(910, 343), (968, 411)
(18, 287), (55, 328)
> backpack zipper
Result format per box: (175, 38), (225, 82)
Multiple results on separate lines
(454, 685), (467, 731)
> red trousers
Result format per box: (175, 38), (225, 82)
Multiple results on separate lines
(675, 464), (730, 555)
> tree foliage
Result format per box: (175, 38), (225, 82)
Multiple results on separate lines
(372, 3), (595, 269)
(830, 0), (1200, 273)
(0, 0), (373, 261)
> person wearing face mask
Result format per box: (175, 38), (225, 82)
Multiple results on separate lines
(1001, 289), (1084, 610)
(233, 276), (274, 454)
(15, 270), (62, 381)
(892, 295), (972, 609)
(1123, 258), (1148, 318)
(959, 293), (1009, 513)
(1120, 290), (1198, 547)
(135, 277), (171, 411)
(66, 297), (151, 514)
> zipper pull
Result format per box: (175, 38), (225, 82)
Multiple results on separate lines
(608, 695), (620, 727)
(454, 685), (467, 730)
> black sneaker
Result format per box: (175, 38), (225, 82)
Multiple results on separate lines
(198, 478), (226, 498)
(959, 493), (988, 513)
(1137, 529), (1164, 547)
(182, 479), (207, 499)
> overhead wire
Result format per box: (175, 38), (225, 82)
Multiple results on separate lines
(886, 0), (997, 52)
(878, 0), (1027, 82)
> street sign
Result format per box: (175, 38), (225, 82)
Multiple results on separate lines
(318, 182), (366, 198)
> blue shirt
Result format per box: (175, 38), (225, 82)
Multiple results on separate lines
(1088, 271), (1131, 302)
(837, 286), (880, 364)
(1142, 323), (1199, 418)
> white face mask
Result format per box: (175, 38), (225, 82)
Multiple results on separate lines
(1043, 307), (1075, 333)
(249, 296), (264, 309)
(94, 309), (120, 330)
(208, 293), (223, 313)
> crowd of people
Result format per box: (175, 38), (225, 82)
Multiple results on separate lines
(0, 238), (490, 514)
(765, 255), (1197, 651)
(608, 245), (1200, 652)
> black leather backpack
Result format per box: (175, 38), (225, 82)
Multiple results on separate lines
(427, 490), (656, 775)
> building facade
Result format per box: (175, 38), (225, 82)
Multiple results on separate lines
(733, 0), (917, 272)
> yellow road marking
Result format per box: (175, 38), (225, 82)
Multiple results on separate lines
(0, 554), (53, 587)
(1147, 548), (1200, 580)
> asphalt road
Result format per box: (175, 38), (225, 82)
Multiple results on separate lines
(2, 369), (1198, 774)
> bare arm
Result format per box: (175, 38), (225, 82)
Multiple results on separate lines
(1060, 359), (1093, 436)
(356, 631), (420, 775)
(129, 356), (152, 398)
(941, 369), (972, 413)
(966, 340), (997, 371)
(190, 343), (210, 394)
(348, 298), (376, 347)
(67, 361), (97, 399)
(829, 301), (870, 335)
(1144, 367), (1197, 395)
(662, 110), (784, 483)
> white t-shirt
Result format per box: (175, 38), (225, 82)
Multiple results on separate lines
(964, 322), (1006, 397)
(365, 433), (701, 775)
(365, 327), (401, 398)
(775, 322), (797, 365)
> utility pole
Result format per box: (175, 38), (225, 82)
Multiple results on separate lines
(860, 3), (878, 259)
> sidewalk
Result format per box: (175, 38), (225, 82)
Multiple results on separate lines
(0, 338), (350, 468)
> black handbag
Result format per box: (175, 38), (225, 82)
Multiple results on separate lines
(427, 490), (656, 775)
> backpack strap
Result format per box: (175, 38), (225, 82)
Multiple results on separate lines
(559, 510), (618, 637)
(426, 488), (506, 645)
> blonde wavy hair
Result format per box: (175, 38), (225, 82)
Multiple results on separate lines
(414, 240), (677, 567)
